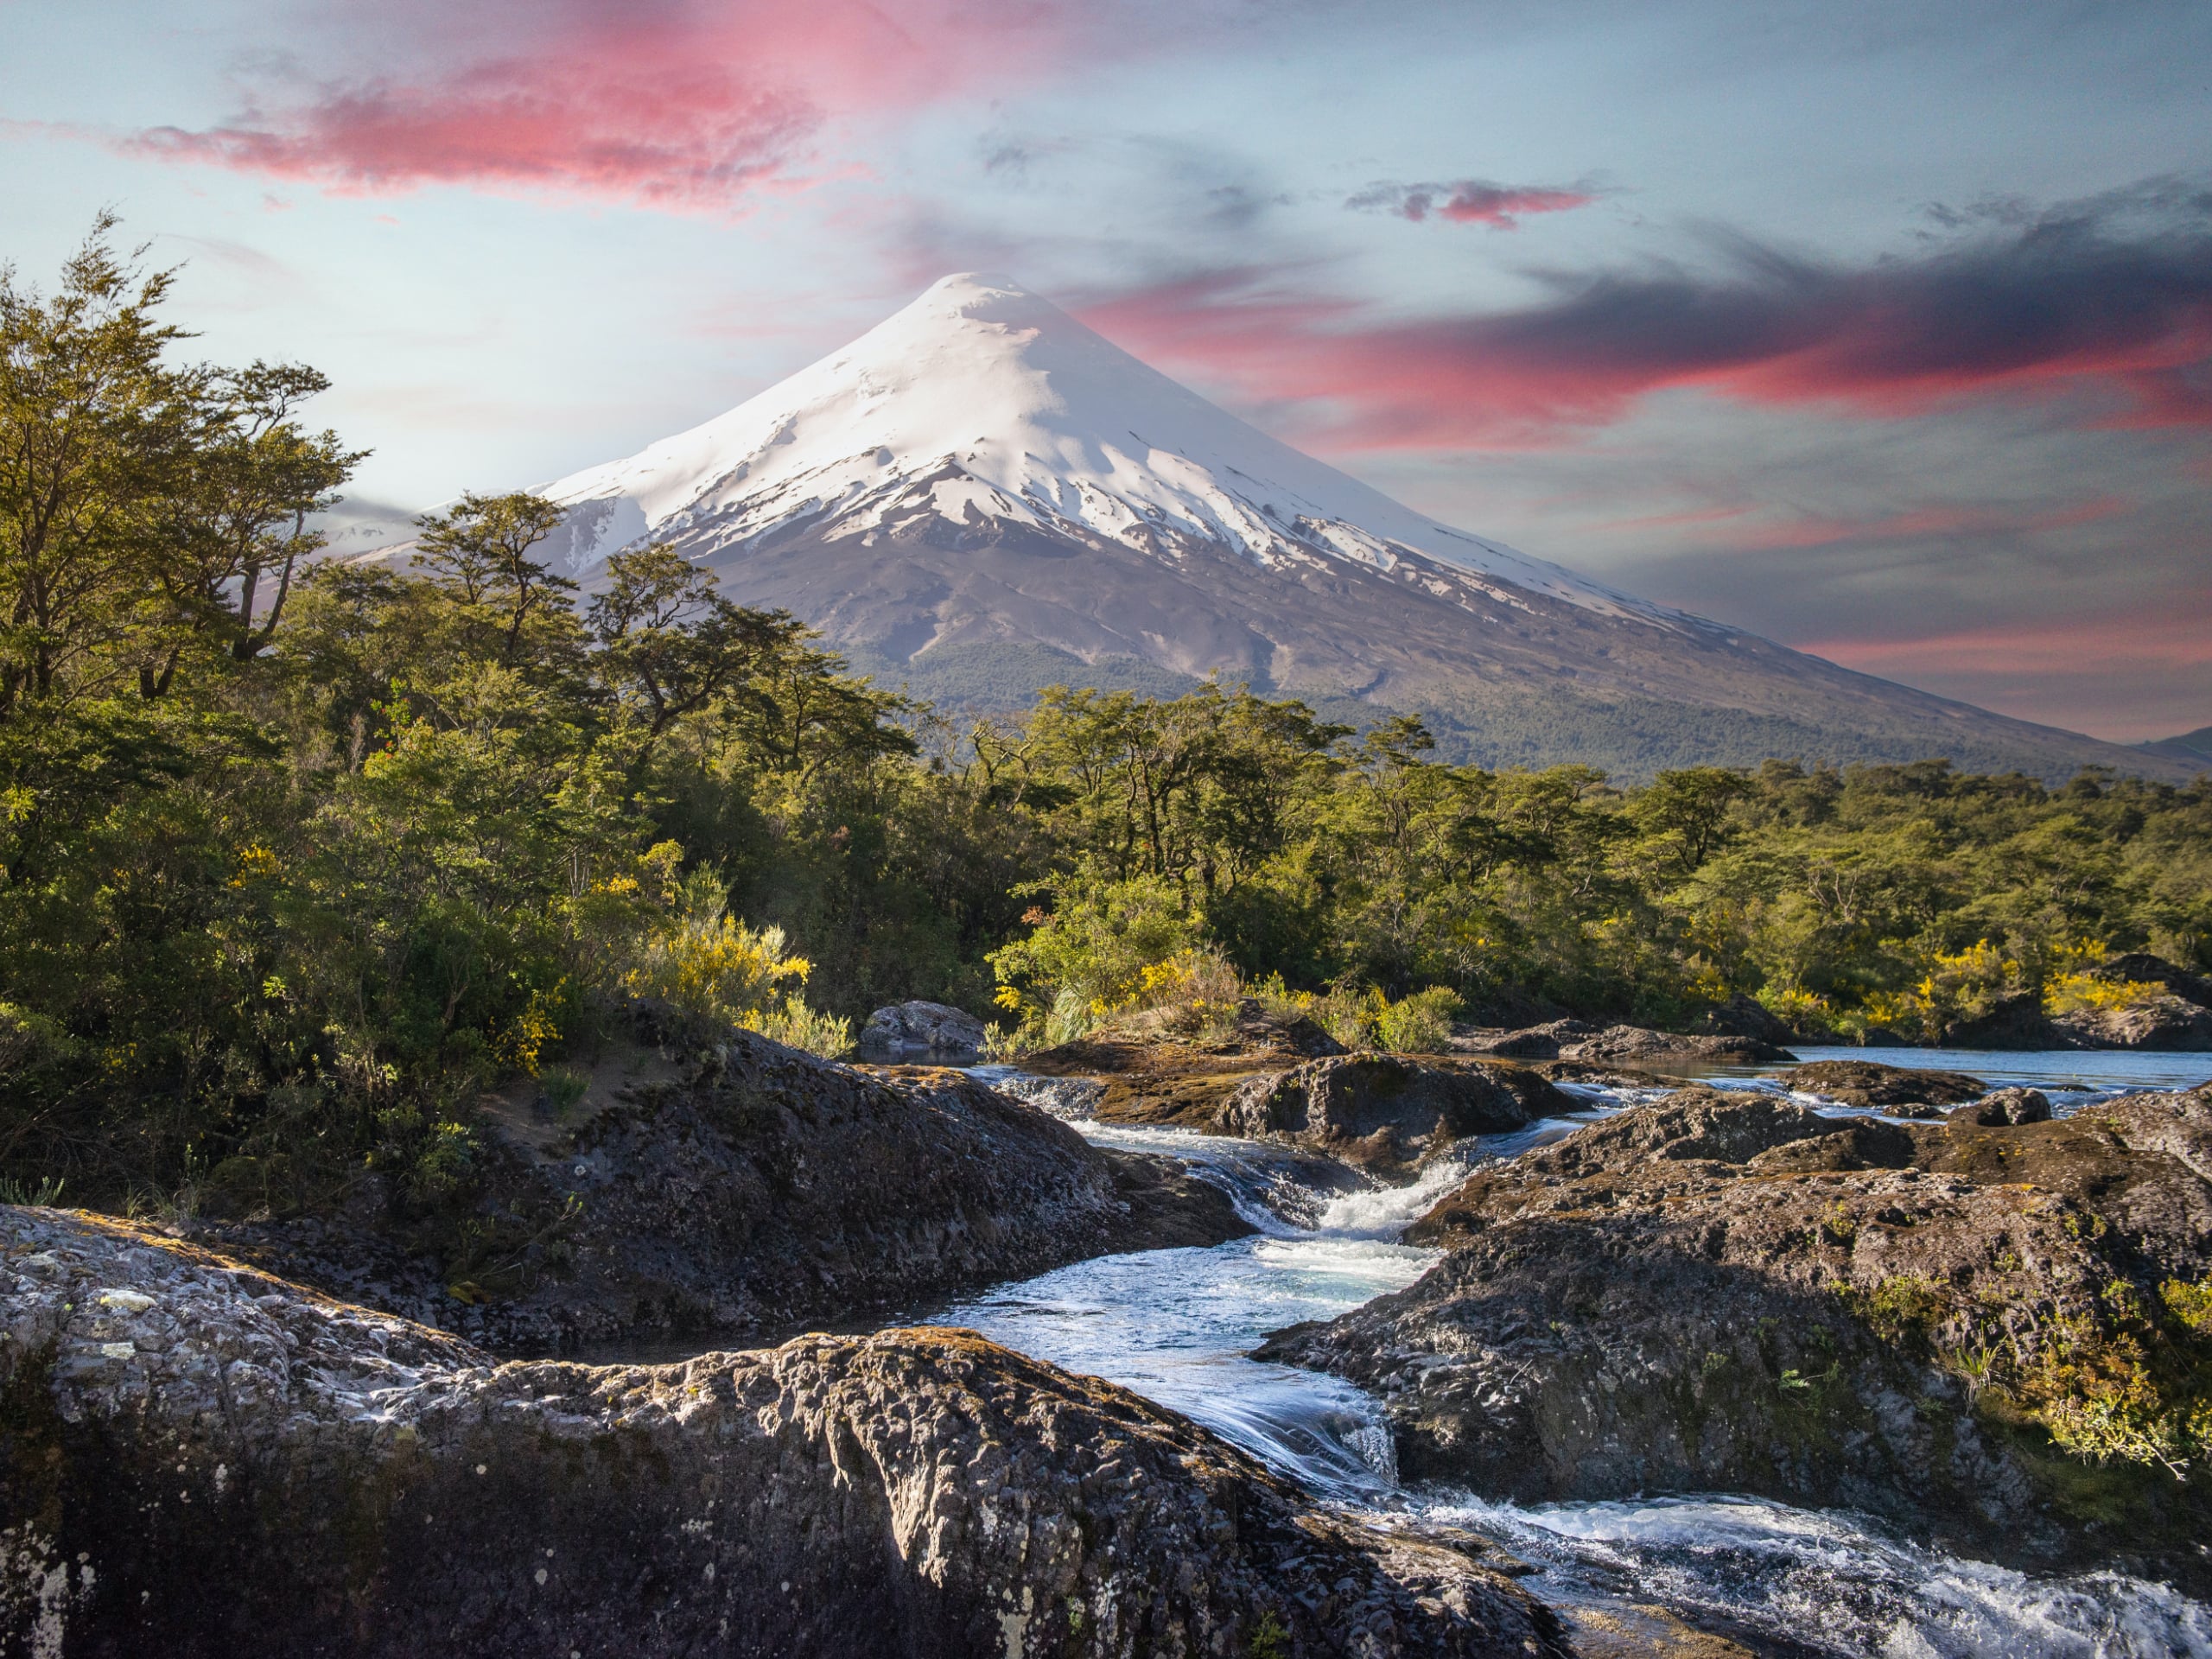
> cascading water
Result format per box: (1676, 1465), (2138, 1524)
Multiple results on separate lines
(930, 1052), (2212, 1658)
(934, 1123), (1472, 1497)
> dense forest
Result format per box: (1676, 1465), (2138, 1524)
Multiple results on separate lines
(5, 223), (2209, 1215)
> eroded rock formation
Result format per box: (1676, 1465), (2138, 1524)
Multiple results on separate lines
(0, 1207), (1562, 1659)
(1261, 1087), (2212, 1588)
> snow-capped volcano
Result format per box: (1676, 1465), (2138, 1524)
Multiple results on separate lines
(526, 274), (2188, 782)
(541, 273), (1656, 620)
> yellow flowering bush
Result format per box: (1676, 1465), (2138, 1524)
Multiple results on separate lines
(621, 911), (850, 1058)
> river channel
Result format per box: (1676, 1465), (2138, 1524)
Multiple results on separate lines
(925, 1051), (2212, 1658)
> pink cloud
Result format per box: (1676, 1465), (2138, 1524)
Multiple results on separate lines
(1348, 179), (1596, 231)
(1802, 611), (2212, 676)
(1718, 495), (2128, 552)
(1077, 207), (2212, 450)
(119, 1), (1095, 211)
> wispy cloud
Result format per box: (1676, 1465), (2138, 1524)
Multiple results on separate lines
(114, 0), (1107, 212)
(1346, 178), (1596, 229)
(1082, 186), (2212, 448)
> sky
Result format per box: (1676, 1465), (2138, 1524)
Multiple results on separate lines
(3, 0), (2209, 741)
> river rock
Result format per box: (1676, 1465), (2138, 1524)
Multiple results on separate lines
(1948, 1085), (2051, 1126)
(181, 1010), (1248, 1353)
(1778, 1058), (1986, 1114)
(855, 999), (988, 1061)
(1217, 1057), (1566, 1176)
(1454, 1020), (1793, 1065)
(1560, 1026), (1796, 1065)
(0, 1206), (1566, 1659)
(1260, 1087), (2212, 1587)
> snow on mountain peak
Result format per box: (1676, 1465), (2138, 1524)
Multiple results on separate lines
(539, 274), (1662, 621)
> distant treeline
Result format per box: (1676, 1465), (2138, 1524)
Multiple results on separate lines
(3, 221), (2207, 1219)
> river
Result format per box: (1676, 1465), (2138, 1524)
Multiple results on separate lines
(930, 1052), (2212, 1658)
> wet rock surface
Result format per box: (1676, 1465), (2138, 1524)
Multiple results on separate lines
(1261, 1086), (2212, 1589)
(0, 1207), (1564, 1659)
(181, 1013), (1248, 1354)
(1218, 1057), (1567, 1177)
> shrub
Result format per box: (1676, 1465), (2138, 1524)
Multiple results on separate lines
(988, 873), (1203, 1042)
(2045, 972), (2165, 1016)
(620, 891), (850, 1058)
(741, 996), (854, 1061)
(1375, 986), (1463, 1053)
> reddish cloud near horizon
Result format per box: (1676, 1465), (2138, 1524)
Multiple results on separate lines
(1347, 179), (1597, 229)
(1806, 611), (2212, 677)
(1079, 210), (2212, 449)
(121, 0), (1093, 210)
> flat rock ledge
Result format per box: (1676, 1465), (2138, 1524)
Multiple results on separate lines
(1, 1206), (1563, 1659)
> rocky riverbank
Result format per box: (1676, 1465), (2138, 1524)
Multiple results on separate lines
(175, 1007), (1249, 1355)
(1258, 1084), (2212, 1592)
(1018, 1007), (1575, 1182)
(0, 1205), (1563, 1659)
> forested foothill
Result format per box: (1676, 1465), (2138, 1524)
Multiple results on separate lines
(4, 222), (2209, 1227)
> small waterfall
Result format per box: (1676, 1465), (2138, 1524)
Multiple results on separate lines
(940, 1057), (2212, 1655)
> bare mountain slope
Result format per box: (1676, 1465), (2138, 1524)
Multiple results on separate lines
(534, 274), (2187, 781)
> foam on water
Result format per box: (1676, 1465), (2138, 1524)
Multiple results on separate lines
(1420, 1491), (2212, 1658)
(931, 1054), (2212, 1652)
(931, 1121), (1471, 1495)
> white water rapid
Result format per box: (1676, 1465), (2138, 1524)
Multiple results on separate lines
(932, 1053), (2212, 1658)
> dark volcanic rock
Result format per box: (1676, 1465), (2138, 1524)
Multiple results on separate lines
(1217, 1057), (1567, 1176)
(1948, 1086), (2052, 1127)
(1457, 1021), (1793, 1065)
(0, 1207), (1564, 1659)
(1561, 1026), (1796, 1065)
(186, 1014), (1248, 1353)
(1020, 1002), (1348, 1130)
(1779, 1059), (1987, 1113)
(1262, 1088), (2212, 1586)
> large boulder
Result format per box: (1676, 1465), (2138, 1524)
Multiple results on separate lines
(1217, 1057), (1567, 1176)
(1778, 1058), (1986, 1115)
(1948, 1085), (2052, 1126)
(1016, 1001), (1348, 1132)
(1453, 1020), (1795, 1065)
(1261, 1087), (2212, 1588)
(182, 1013), (1248, 1353)
(0, 1207), (1564, 1659)
(1559, 1025), (1796, 1065)
(855, 1000), (988, 1062)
